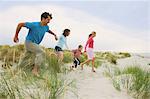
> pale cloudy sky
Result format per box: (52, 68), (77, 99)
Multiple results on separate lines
(0, 0), (149, 53)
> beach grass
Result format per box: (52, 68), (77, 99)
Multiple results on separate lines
(104, 65), (150, 99)
(0, 45), (76, 99)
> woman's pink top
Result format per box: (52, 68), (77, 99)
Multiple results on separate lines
(85, 36), (94, 52)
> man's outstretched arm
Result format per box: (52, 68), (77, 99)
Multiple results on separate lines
(48, 30), (58, 40)
(13, 23), (25, 43)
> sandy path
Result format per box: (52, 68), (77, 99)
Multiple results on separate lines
(65, 54), (150, 99)
(65, 65), (133, 99)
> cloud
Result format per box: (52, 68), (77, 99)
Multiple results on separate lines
(0, 4), (149, 53)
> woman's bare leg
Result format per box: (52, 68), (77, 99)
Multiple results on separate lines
(81, 59), (91, 70)
(92, 58), (95, 72)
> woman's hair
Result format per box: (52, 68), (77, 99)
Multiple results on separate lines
(89, 31), (96, 38)
(92, 31), (96, 35)
(63, 29), (70, 37)
(89, 34), (92, 38)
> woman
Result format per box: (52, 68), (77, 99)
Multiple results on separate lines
(81, 31), (96, 72)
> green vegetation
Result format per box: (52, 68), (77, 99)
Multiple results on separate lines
(104, 65), (150, 99)
(95, 52), (131, 64)
(63, 51), (74, 63)
(122, 67), (150, 99)
(0, 45), (75, 99)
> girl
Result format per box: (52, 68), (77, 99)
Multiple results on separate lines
(55, 29), (70, 62)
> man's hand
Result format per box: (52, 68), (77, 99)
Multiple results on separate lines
(13, 36), (19, 43)
(48, 30), (58, 41)
(13, 23), (25, 43)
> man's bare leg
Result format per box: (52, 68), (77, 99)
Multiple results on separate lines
(32, 65), (39, 76)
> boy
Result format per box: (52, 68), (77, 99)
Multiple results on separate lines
(71, 45), (83, 69)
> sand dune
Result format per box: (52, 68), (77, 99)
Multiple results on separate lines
(117, 54), (150, 70)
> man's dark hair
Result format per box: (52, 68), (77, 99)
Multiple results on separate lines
(41, 12), (52, 20)
(63, 29), (70, 36)
(78, 45), (83, 48)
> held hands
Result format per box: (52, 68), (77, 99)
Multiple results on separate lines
(83, 51), (87, 55)
(83, 51), (88, 58)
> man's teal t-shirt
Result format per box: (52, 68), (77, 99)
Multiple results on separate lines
(25, 22), (49, 44)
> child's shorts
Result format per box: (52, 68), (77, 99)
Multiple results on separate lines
(55, 46), (63, 52)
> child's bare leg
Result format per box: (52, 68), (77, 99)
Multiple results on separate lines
(58, 51), (63, 62)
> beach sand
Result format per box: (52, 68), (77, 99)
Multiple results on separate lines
(65, 54), (150, 99)
(64, 66), (132, 99)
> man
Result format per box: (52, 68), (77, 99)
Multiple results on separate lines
(13, 12), (58, 76)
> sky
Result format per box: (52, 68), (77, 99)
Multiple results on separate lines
(0, 0), (149, 53)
